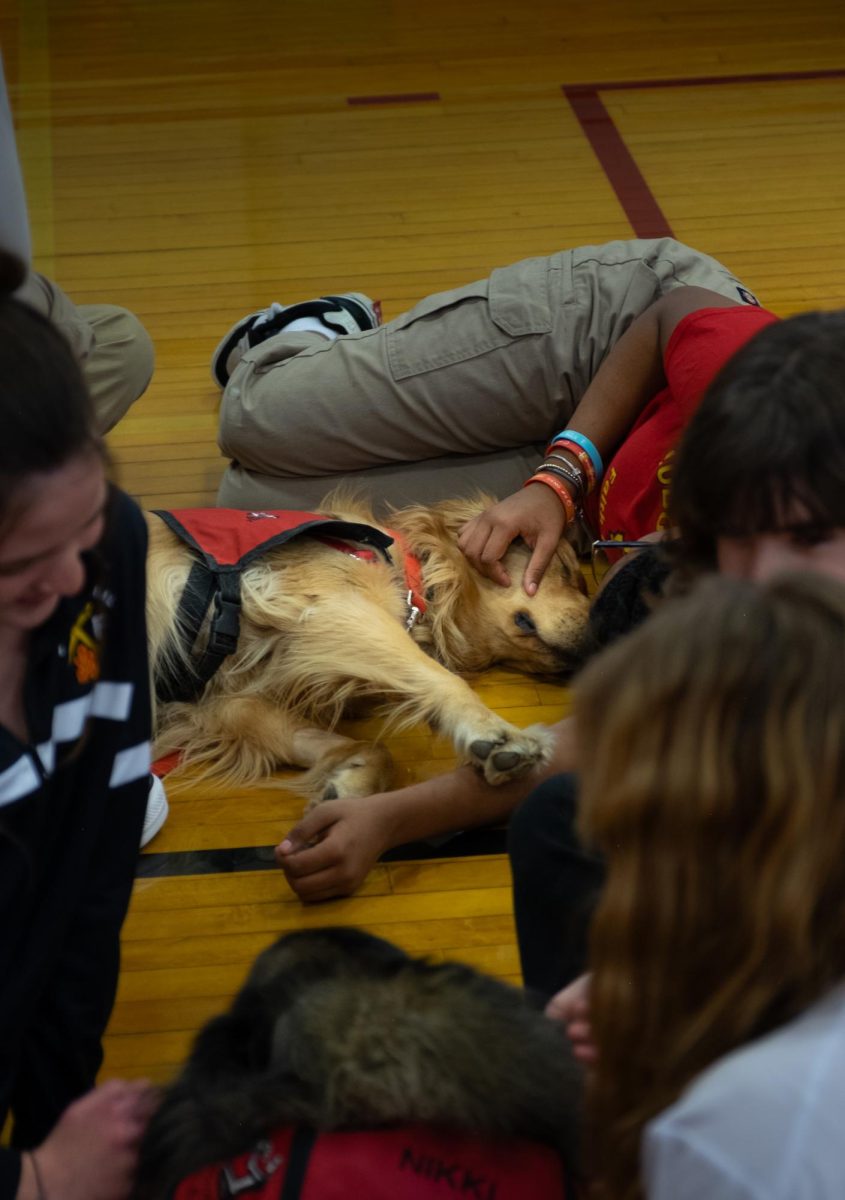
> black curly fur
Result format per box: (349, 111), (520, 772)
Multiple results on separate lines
(133, 929), (582, 1198)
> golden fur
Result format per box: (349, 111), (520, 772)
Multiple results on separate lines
(146, 493), (590, 803)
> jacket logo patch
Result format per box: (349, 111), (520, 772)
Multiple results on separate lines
(68, 600), (101, 684)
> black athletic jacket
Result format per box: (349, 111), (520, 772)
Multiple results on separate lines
(0, 489), (150, 1196)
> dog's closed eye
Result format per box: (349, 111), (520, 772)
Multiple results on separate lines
(513, 611), (537, 635)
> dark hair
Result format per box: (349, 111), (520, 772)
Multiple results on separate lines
(670, 311), (845, 573)
(0, 250), (100, 528)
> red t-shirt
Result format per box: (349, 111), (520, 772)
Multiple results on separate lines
(173, 1124), (572, 1200)
(583, 305), (779, 544)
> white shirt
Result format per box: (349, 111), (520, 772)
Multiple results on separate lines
(644, 983), (845, 1199)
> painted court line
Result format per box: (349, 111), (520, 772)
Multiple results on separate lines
(563, 67), (845, 237)
(562, 87), (673, 238)
(348, 92), (440, 106)
(137, 828), (508, 878)
(570, 67), (845, 92)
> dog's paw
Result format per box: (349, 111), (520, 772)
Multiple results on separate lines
(464, 722), (555, 785)
(302, 742), (395, 813)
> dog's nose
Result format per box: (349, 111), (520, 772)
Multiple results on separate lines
(546, 638), (590, 678)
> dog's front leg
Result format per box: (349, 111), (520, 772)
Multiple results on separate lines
(289, 597), (555, 785)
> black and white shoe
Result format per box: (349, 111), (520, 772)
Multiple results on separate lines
(211, 292), (381, 387)
(141, 773), (169, 848)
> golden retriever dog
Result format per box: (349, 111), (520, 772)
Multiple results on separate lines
(133, 927), (582, 1199)
(146, 494), (590, 806)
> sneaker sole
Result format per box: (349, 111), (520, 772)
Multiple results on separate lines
(211, 294), (382, 389)
(141, 776), (170, 848)
(210, 308), (267, 389)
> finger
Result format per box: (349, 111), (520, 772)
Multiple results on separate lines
(484, 558), (512, 588)
(457, 521), (493, 566)
(456, 517), (484, 551)
(126, 1086), (160, 1120)
(545, 999), (567, 1023)
(276, 803), (340, 855)
(566, 1019), (592, 1043)
(466, 528), (513, 587)
(573, 1043), (598, 1066)
(286, 868), (354, 903)
(279, 840), (341, 879)
(523, 531), (559, 595)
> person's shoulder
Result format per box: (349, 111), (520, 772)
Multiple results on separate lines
(102, 487), (147, 558)
(646, 984), (845, 1198)
(92, 487), (148, 614)
(666, 302), (779, 357)
(107, 485), (145, 530)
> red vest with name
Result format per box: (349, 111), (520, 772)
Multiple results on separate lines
(172, 1124), (574, 1200)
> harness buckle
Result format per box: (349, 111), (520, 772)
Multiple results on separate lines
(405, 590), (422, 632)
(208, 575), (242, 653)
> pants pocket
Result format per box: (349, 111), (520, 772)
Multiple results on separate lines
(386, 255), (553, 380)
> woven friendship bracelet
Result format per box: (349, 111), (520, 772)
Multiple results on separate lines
(523, 472), (577, 525)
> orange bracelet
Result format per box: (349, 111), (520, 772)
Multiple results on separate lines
(524, 472), (576, 525)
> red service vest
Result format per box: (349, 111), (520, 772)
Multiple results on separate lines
(152, 508), (393, 703)
(173, 1124), (575, 1200)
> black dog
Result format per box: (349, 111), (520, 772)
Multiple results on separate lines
(134, 928), (582, 1198)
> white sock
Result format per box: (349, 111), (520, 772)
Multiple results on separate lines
(281, 316), (338, 340)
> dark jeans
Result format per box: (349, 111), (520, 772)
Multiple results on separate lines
(508, 774), (606, 999)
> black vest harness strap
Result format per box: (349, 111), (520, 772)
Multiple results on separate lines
(153, 509), (394, 704)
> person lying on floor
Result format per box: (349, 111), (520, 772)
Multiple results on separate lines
(211, 236), (764, 555)
(273, 310), (845, 906)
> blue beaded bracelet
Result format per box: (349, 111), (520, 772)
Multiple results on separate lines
(551, 428), (603, 479)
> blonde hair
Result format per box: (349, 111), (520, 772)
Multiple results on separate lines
(575, 572), (845, 1200)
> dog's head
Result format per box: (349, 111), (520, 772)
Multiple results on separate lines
(134, 928), (581, 1199)
(391, 496), (591, 677)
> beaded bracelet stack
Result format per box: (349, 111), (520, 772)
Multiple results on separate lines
(522, 428), (604, 526)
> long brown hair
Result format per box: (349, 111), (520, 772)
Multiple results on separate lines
(575, 572), (845, 1200)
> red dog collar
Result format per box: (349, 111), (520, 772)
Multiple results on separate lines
(385, 527), (427, 629)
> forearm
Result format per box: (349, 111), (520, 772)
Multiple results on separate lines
(557, 286), (741, 463)
(560, 304), (664, 462)
(374, 717), (577, 850)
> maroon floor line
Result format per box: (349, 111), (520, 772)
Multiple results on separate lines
(562, 87), (673, 239)
(347, 92), (440, 106)
(565, 67), (845, 93)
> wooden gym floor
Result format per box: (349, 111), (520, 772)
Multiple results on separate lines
(3, 0), (845, 1084)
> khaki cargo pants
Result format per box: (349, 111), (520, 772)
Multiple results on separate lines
(15, 272), (154, 434)
(217, 239), (757, 515)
